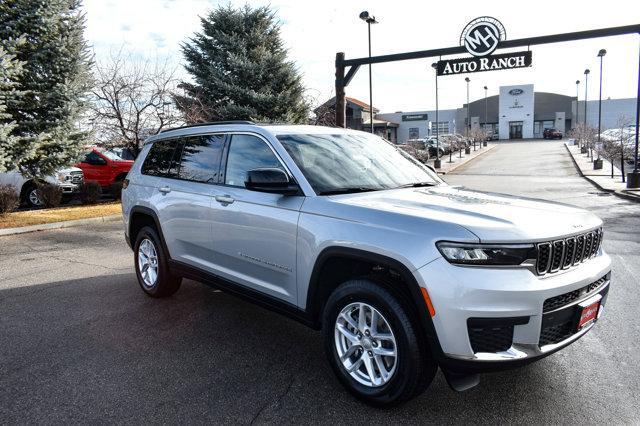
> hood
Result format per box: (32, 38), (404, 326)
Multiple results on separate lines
(57, 167), (83, 174)
(327, 185), (602, 243)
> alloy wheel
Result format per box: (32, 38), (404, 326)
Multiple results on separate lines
(137, 238), (159, 288)
(334, 302), (398, 387)
(29, 189), (43, 206)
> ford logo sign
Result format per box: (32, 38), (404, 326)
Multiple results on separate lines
(509, 89), (524, 95)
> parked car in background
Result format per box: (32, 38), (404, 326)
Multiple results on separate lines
(76, 147), (134, 191)
(424, 137), (450, 157)
(543, 128), (563, 139)
(0, 167), (84, 208)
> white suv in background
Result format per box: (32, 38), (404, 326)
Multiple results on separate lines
(0, 167), (84, 208)
(121, 122), (611, 407)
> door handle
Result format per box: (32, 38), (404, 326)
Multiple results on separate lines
(158, 186), (171, 194)
(215, 195), (235, 204)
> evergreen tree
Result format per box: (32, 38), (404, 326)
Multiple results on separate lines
(0, 44), (24, 173)
(0, 0), (92, 177)
(176, 4), (310, 124)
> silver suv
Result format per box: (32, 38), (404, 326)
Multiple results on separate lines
(121, 122), (611, 406)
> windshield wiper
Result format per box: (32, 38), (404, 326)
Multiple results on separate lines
(318, 187), (380, 196)
(395, 182), (438, 189)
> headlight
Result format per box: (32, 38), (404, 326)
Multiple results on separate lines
(56, 172), (67, 182)
(436, 242), (535, 266)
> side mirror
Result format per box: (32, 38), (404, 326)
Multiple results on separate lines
(245, 168), (299, 195)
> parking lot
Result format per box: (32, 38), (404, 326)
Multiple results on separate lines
(1, 141), (639, 424)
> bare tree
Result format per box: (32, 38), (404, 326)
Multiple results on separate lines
(89, 50), (183, 157)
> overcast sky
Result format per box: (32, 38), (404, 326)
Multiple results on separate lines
(84, 0), (639, 113)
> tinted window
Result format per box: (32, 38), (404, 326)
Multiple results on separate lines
(224, 134), (283, 187)
(177, 135), (224, 183)
(83, 151), (104, 164)
(141, 140), (177, 176)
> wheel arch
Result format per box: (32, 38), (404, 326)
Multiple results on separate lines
(306, 246), (445, 359)
(128, 206), (171, 257)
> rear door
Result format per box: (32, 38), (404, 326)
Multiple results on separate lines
(208, 133), (303, 305)
(153, 134), (226, 269)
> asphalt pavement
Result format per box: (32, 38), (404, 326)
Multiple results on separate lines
(1, 140), (639, 424)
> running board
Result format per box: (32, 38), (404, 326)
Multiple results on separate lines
(441, 369), (480, 392)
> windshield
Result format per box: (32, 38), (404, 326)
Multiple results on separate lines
(100, 149), (124, 161)
(277, 132), (442, 195)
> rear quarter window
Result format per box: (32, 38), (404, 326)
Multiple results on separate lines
(141, 140), (178, 177)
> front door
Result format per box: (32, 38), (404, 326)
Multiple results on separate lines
(209, 133), (303, 305)
(509, 121), (523, 139)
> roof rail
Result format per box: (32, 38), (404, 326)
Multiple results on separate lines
(159, 120), (255, 133)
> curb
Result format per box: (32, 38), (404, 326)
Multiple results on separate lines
(564, 144), (640, 203)
(438, 144), (497, 175)
(0, 214), (122, 237)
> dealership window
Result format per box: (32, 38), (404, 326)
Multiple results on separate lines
(408, 128), (419, 139)
(433, 121), (449, 135)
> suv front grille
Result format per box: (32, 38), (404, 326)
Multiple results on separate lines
(535, 228), (602, 276)
(542, 275), (608, 313)
(539, 320), (574, 346)
(69, 171), (83, 184)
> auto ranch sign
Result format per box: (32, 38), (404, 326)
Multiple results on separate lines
(436, 17), (533, 76)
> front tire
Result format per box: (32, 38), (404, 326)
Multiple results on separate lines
(22, 183), (43, 208)
(134, 226), (181, 297)
(322, 278), (437, 407)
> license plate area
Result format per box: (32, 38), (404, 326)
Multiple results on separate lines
(577, 296), (602, 330)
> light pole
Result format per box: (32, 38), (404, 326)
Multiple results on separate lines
(431, 63), (441, 169)
(575, 80), (580, 128)
(465, 77), (472, 152)
(584, 68), (591, 158)
(629, 37), (640, 188)
(359, 11), (378, 134)
(594, 49), (606, 169)
(483, 85), (488, 147)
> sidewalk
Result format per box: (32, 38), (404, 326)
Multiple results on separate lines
(428, 143), (497, 175)
(564, 142), (640, 202)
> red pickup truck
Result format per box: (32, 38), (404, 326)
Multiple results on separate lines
(76, 148), (133, 190)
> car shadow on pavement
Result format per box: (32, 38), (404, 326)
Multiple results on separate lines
(0, 273), (592, 424)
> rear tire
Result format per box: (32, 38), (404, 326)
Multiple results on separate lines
(322, 278), (437, 407)
(134, 226), (181, 297)
(22, 182), (43, 208)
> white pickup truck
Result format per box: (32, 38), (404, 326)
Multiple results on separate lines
(0, 167), (84, 207)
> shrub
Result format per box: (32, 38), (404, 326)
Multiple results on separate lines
(110, 181), (123, 200)
(0, 184), (19, 216)
(80, 181), (102, 205)
(36, 182), (62, 208)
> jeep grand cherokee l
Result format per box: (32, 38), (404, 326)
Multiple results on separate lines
(121, 122), (611, 407)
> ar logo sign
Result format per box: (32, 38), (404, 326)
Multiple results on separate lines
(460, 17), (506, 57)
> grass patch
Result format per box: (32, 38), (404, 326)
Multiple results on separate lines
(0, 202), (121, 229)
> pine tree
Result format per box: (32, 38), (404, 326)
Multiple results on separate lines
(0, 0), (92, 177)
(176, 4), (310, 124)
(0, 44), (24, 173)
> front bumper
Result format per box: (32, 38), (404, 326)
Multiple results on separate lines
(415, 250), (611, 369)
(58, 183), (81, 194)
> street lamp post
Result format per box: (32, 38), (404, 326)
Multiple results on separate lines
(359, 11), (378, 134)
(483, 86), (488, 147)
(431, 63), (441, 169)
(594, 49), (606, 170)
(575, 80), (580, 127)
(465, 77), (473, 153)
(629, 38), (640, 188)
(584, 68), (591, 158)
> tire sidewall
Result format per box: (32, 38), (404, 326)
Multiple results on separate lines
(134, 226), (169, 296)
(322, 280), (424, 405)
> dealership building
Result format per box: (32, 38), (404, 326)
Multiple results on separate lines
(375, 83), (637, 143)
